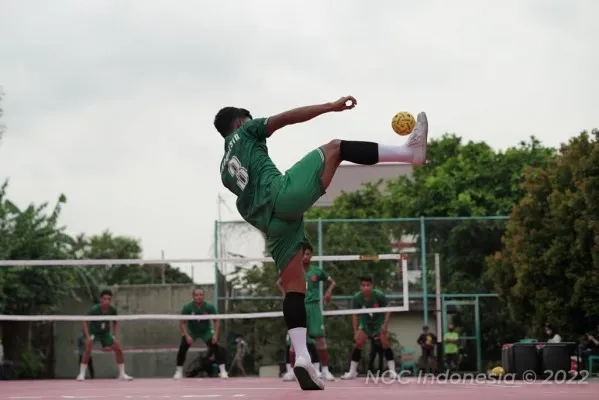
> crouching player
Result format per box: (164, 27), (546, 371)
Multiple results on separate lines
(283, 333), (320, 381)
(341, 277), (396, 379)
(77, 289), (133, 381)
(173, 288), (228, 379)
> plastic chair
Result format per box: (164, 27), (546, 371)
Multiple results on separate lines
(589, 355), (599, 376)
(400, 347), (418, 376)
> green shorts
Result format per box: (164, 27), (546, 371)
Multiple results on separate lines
(306, 302), (325, 337)
(359, 323), (384, 338)
(190, 329), (214, 344)
(286, 333), (315, 346)
(90, 332), (115, 348)
(267, 148), (326, 272)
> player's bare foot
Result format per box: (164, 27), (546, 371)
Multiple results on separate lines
(406, 112), (428, 166)
(293, 356), (324, 390)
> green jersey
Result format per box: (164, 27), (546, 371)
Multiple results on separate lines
(304, 265), (329, 303)
(351, 289), (388, 326)
(220, 118), (281, 232)
(87, 304), (117, 335)
(444, 331), (459, 354)
(182, 301), (217, 335)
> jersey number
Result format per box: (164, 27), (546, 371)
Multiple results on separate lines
(228, 156), (249, 190)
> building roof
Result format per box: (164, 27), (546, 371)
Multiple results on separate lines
(314, 163), (413, 207)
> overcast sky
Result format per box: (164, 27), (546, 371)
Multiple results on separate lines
(0, 0), (597, 284)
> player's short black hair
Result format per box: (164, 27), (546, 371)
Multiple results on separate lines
(359, 276), (373, 283)
(100, 289), (112, 297)
(214, 107), (252, 138)
(303, 243), (314, 252)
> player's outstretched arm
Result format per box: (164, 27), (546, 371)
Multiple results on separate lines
(266, 96), (356, 136)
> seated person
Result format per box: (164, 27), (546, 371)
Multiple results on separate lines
(579, 323), (599, 370)
(545, 324), (562, 343)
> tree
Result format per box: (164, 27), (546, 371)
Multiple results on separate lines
(72, 231), (192, 285)
(487, 130), (599, 339)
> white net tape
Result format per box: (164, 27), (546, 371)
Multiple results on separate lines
(0, 254), (402, 266)
(0, 253), (409, 321)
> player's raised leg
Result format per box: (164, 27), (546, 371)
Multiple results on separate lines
(341, 330), (368, 380)
(319, 111), (428, 191)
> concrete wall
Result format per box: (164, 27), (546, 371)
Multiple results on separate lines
(388, 311), (437, 353)
(54, 284), (213, 379)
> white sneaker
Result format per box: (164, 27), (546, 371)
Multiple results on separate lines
(387, 370), (398, 379)
(341, 371), (357, 380)
(219, 371), (229, 379)
(293, 356), (324, 390)
(406, 112), (428, 166)
(76, 374), (85, 381)
(119, 374), (133, 381)
(282, 371), (296, 381)
(323, 370), (336, 381)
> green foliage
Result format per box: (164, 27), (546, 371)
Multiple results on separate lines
(14, 344), (45, 379)
(487, 130), (599, 339)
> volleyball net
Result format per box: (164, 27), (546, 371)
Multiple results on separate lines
(0, 253), (411, 378)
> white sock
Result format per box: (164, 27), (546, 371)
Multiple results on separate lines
(175, 366), (183, 373)
(378, 145), (413, 163)
(387, 360), (396, 372)
(288, 328), (311, 362)
(286, 363), (292, 373)
(219, 364), (226, 374)
(118, 364), (125, 376)
(322, 365), (330, 374)
(349, 360), (359, 374)
(79, 364), (87, 376)
(314, 362), (320, 371)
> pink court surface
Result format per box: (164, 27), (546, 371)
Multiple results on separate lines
(1, 377), (597, 400)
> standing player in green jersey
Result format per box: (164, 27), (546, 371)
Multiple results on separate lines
(77, 289), (133, 381)
(341, 277), (397, 380)
(276, 243), (336, 381)
(216, 97), (428, 390)
(173, 288), (228, 379)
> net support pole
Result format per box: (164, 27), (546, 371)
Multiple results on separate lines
(213, 220), (219, 312)
(420, 216), (428, 325)
(435, 253), (442, 339)
(401, 254), (409, 311)
(318, 218), (324, 314)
